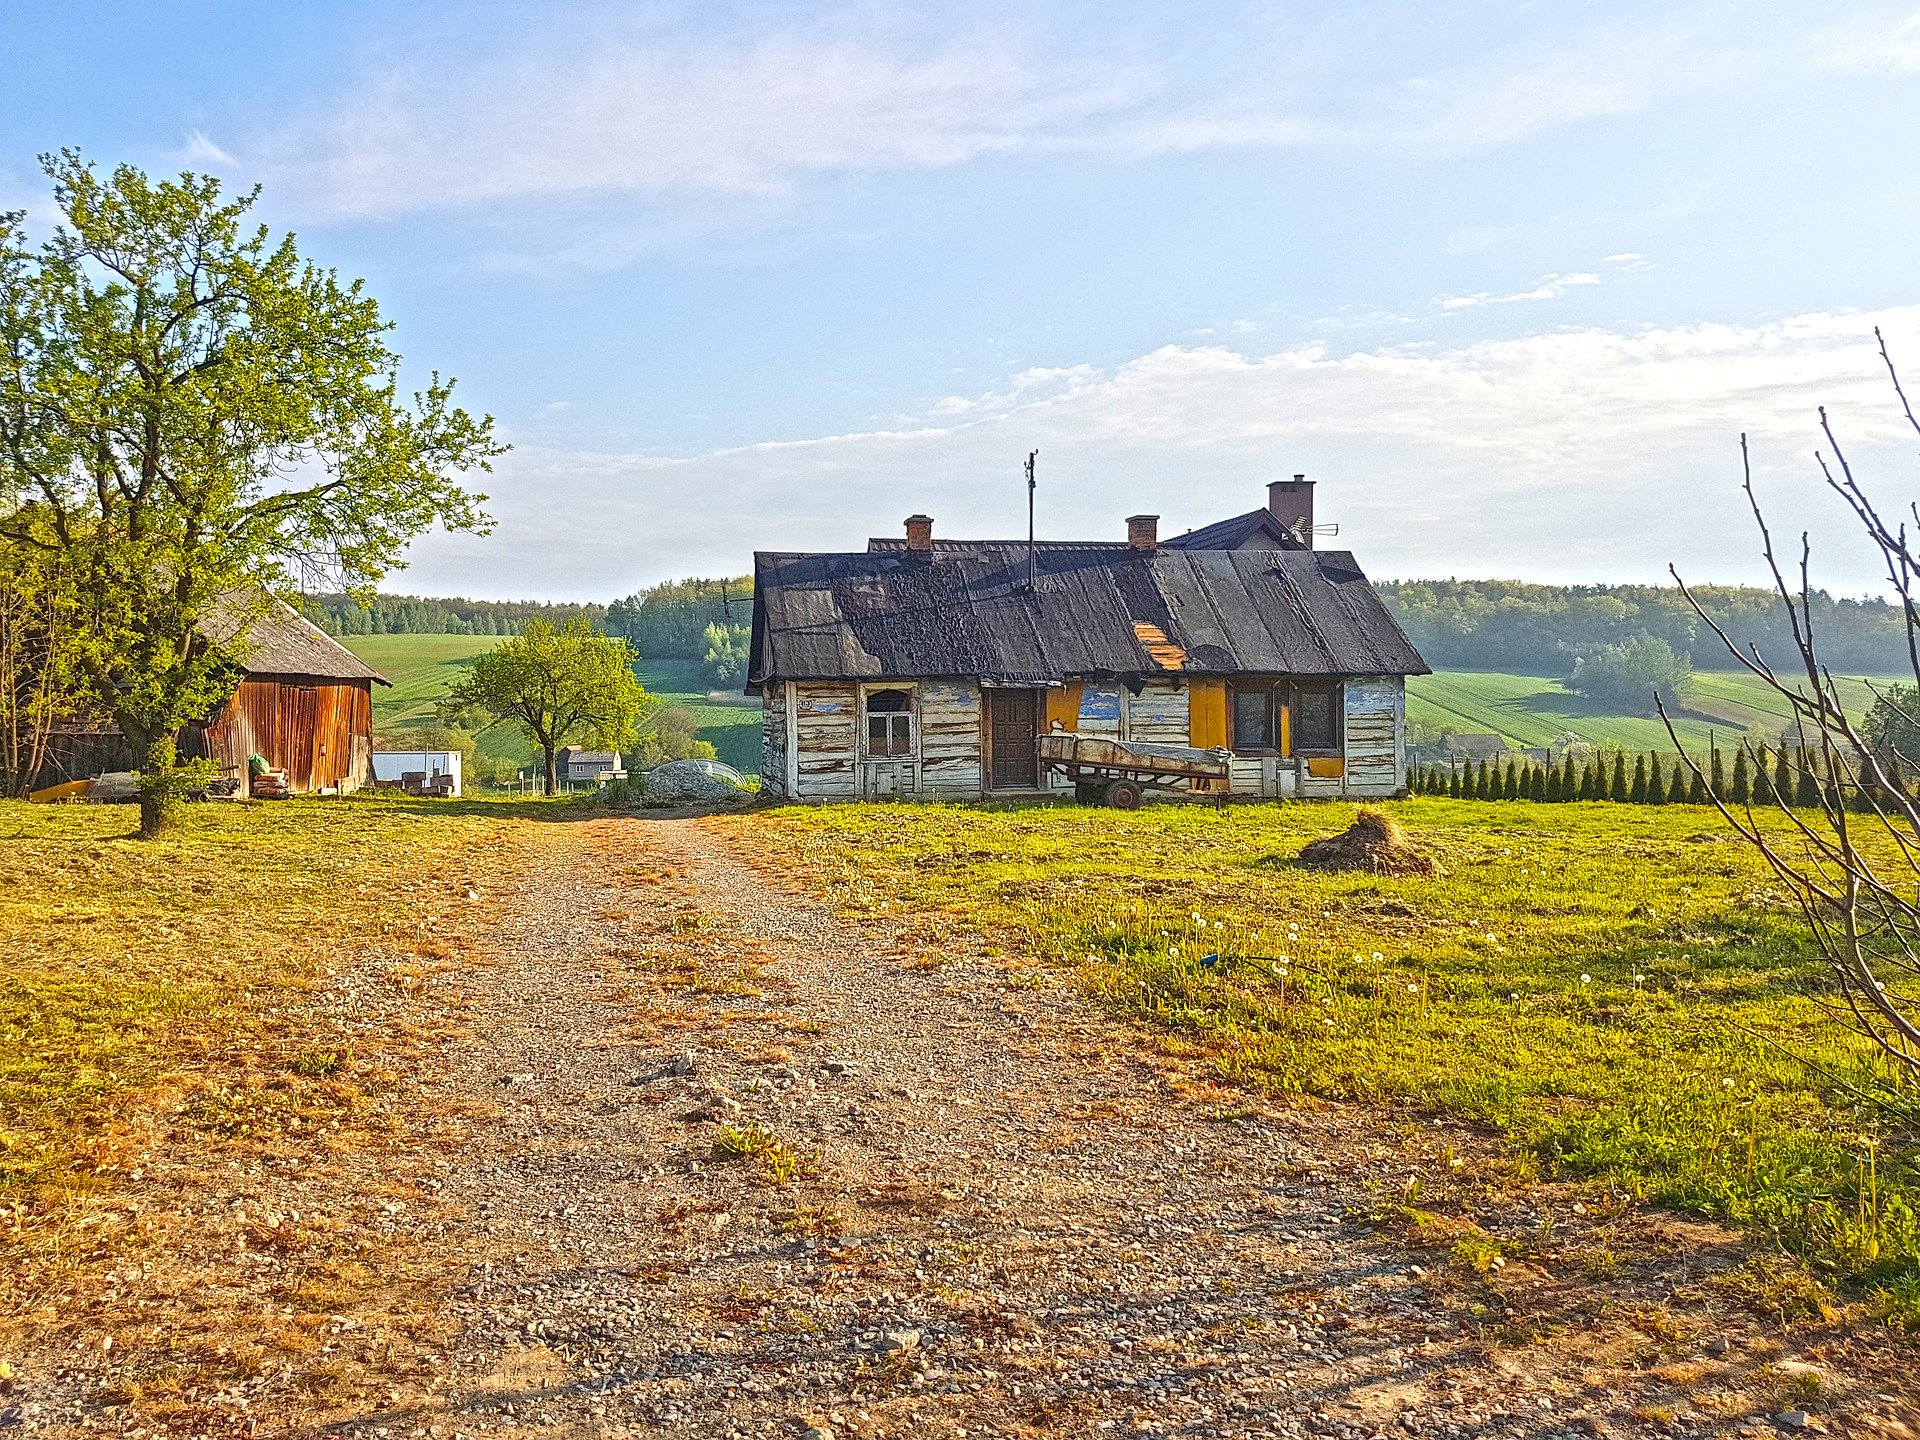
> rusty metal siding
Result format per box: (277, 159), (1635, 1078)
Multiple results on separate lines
(189, 676), (373, 793)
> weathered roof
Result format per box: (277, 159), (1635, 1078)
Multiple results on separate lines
(1163, 508), (1304, 552)
(201, 592), (387, 684)
(751, 543), (1428, 684)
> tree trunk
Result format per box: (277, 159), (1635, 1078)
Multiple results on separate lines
(543, 744), (558, 796)
(137, 731), (182, 839)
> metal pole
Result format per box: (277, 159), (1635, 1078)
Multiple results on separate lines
(1025, 450), (1038, 591)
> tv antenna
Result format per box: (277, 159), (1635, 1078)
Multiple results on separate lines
(1025, 450), (1039, 591)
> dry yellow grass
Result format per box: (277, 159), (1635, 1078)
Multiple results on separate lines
(0, 793), (540, 1418)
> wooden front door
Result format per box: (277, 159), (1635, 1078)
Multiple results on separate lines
(987, 688), (1041, 790)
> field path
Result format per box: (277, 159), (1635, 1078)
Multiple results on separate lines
(302, 811), (1887, 1440)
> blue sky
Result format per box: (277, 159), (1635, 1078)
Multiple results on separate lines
(7, 0), (1920, 598)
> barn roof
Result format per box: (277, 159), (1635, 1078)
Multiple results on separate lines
(751, 543), (1427, 684)
(202, 592), (388, 684)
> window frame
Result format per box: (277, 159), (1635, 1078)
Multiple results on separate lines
(1229, 681), (1280, 754)
(860, 685), (918, 761)
(1289, 681), (1343, 754)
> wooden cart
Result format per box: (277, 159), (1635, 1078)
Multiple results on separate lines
(1037, 733), (1232, 809)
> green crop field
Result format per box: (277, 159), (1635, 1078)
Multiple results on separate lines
(340, 633), (761, 776)
(1408, 668), (1902, 752)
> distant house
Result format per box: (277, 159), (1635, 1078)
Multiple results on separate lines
(748, 477), (1430, 802)
(39, 593), (386, 794)
(1443, 734), (1512, 764)
(557, 747), (625, 784)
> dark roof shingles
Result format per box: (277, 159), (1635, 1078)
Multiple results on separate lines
(752, 544), (1426, 683)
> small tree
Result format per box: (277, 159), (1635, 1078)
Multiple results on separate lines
(1631, 754), (1648, 803)
(1570, 635), (1693, 714)
(1646, 754), (1667, 804)
(0, 153), (499, 834)
(701, 621), (750, 689)
(1609, 752), (1629, 802)
(1666, 766), (1687, 804)
(1730, 749), (1751, 804)
(443, 618), (652, 794)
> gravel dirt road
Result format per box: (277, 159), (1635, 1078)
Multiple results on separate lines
(320, 816), (1912, 1440)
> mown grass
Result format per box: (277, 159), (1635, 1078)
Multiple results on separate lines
(0, 795), (531, 1223)
(735, 796), (1920, 1322)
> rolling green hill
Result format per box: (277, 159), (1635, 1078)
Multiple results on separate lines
(342, 633), (761, 776)
(1407, 668), (1899, 752)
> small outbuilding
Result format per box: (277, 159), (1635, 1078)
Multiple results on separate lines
(38, 594), (387, 795)
(748, 478), (1429, 803)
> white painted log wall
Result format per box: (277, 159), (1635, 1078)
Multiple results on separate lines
(919, 680), (984, 799)
(1342, 676), (1405, 797)
(794, 681), (859, 800)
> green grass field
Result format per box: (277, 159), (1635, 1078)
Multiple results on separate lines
(341, 633), (761, 776)
(737, 797), (1920, 1321)
(1408, 668), (1901, 752)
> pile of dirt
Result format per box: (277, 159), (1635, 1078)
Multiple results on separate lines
(1296, 807), (1439, 878)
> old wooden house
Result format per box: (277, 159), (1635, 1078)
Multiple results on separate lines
(748, 478), (1429, 802)
(40, 594), (386, 795)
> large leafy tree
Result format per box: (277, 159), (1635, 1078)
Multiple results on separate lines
(442, 618), (653, 794)
(0, 151), (501, 835)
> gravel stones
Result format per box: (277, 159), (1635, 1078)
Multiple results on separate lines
(644, 759), (753, 802)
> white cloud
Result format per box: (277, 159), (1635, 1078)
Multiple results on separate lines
(395, 305), (1920, 598)
(244, 32), (1131, 222)
(195, 3), (1920, 236)
(1436, 270), (1603, 311)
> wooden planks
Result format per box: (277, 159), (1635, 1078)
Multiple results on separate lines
(1343, 676), (1404, 796)
(794, 681), (859, 799)
(1126, 682), (1189, 747)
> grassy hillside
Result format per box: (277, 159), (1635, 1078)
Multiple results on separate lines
(342, 634), (760, 776)
(1408, 668), (1900, 752)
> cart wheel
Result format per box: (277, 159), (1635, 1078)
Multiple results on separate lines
(1106, 779), (1143, 810)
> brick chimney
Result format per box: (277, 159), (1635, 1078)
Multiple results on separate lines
(1126, 514), (1159, 550)
(904, 514), (933, 552)
(1267, 474), (1314, 547)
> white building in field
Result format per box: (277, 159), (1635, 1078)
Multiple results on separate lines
(372, 749), (462, 797)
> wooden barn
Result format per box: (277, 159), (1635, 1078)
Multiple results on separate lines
(39, 594), (387, 795)
(748, 479), (1429, 803)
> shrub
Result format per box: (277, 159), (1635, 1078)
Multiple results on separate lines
(1569, 635), (1693, 714)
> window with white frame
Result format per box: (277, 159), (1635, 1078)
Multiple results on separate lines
(864, 687), (914, 757)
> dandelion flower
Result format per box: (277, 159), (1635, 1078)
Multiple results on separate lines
(1485, 933), (1499, 943)
(1579, 974), (1592, 985)
(1275, 965), (1289, 977)
(1191, 911), (1204, 924)
(1372, 951), (1385, 963)
(1407, 983), (1420, 993)
(1723, 1078), (1737, 1089)
(1633, 973), (1645, 983)
(1169, 946), (1181, 959)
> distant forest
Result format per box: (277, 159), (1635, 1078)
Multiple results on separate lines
(305, 577), (753, 660)
(305, 593), (607, 636)
(307, 576), (1911, 677)
(1378, 580), (1910, 675)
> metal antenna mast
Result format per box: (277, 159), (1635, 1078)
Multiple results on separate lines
(1025, 450), (1039, 591)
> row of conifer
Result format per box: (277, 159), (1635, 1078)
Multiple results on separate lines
(1408, 747), (1830, 807)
